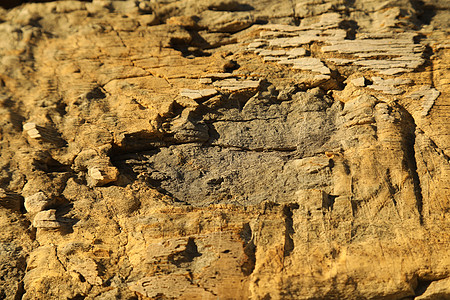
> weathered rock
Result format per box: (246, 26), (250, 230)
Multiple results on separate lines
(32, 209), (61, 229)
(415, 277), (450, 300)
(212, 78), (261, 91)
(350, 77), (366, 87)
(180, 88), (218, 100)
(408, 85), (441, 116)
(87, 165), (119, 187)
(24, 191), (53, 214)
(0, 0), (449, 299)
(0, 188), (22, 211)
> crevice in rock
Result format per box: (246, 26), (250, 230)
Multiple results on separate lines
(414, 278), (433, 297)
(288, 0), (301, 26)
(13, 280), (25, 300)
(384, 168), (399, 207)
(54, 246), (67, 272)
(399, 107), (424, 224)
(282, 203), (299, 257)
(240, 223), (256, 275)
(326, 194), (337, 211)
(170, 32), (212, 58)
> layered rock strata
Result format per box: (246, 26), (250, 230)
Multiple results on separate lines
(0, 0), (449, 299)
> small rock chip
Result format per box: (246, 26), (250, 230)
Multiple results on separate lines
(263, 56), (283, 62)
(285, 57), (331, 75)
(199, 78), (212, 84)
(33, 209), (61, 229)
(247, 41), (267, 49)
(286, 47), (307, 58)
(258, 49), (286, 56)
(369, 76), (412, 95)
(87, 166), (119, 187)
(23, 122), (42, 139)
(213, 78), (260, 91)
(23, 122), (64, 144)
(180, 89), (218, 100)
(351, 77), (366, 87)
(202, 73), (234, 80)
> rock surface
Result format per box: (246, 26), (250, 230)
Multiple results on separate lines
(0, 0), (449, 299)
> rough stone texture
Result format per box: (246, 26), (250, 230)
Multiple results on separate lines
(0, 0), (449, 299)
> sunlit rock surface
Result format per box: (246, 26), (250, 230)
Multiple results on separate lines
(0, 0), (449, 299)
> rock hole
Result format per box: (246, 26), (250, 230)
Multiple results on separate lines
(416, 4), (437, 26)
(86, 87), (106, 100)
(326, 195), (337, 210)
(414, 278), (433, 297)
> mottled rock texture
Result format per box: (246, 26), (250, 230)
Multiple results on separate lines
(0, 0), (449, 299)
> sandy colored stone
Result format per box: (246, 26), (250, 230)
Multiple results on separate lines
(32, 209), (61, 229)
(24, 191), (52, 214)
(0, 0), (449, 299)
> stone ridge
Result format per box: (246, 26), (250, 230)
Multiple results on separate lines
(0, 0), (449, 299)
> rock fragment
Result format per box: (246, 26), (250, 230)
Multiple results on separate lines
(87, 166), (119, 187)
(23, 122), (65, 145)
(213, 78), (260, 91)
(258, 49), (286, 56)
(351, 77), (366, 87)
(24, 192), (53, 214)
(74, 149), (119, 187)
(32, 209), (61, 229)
(368, 77), (412, 95)
(23, 122), (42, 139)
(322, 33), (425, 74)
(286, 47), (307, 58)
(180, 89), (218, 100)
(199, 78), (212, 84)
(279, 57), (330, 75)
(292, 58), (331, 75)
(247, 40), (267, 50)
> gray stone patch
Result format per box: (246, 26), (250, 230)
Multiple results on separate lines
(114, 90), (341, 206)
(407, 86), (441, 116)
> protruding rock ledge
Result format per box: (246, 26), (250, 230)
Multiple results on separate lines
(213, 78), (261, 92)
(180, 89), (218, 100)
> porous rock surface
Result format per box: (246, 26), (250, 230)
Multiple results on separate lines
(0, 0), (449, 299)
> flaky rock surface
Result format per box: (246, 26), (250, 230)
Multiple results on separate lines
(0, 0), (449, 299)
